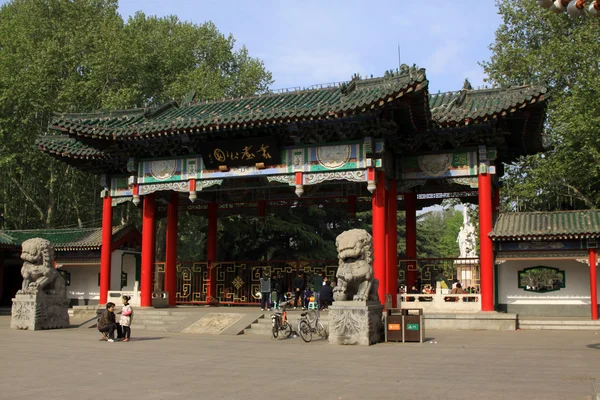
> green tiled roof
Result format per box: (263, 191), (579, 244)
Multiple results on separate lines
(35, 136), (105, 159)
(490, 210), (600, 241)
(0, 231), (16, 248)
(430, 85), (548, 126)
(4, 224), (137, 250)
(50, 70), (428, 139)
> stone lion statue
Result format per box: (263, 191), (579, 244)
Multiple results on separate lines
(333, 229), (379, 302)
(19, 238), (66, 296)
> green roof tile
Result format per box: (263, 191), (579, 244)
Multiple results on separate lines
(430, 85), (548, 126)
(490, 210), (600, 241)
(35, 136), (104, 158)
(50, 70), (428, 139)
(0, 231), (16, 247)
(4, 224), (137, 250)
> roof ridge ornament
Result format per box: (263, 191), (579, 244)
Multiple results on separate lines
(143, 101), (178, 119)
(462, 78), (473, 91)
(340, 73), (361, 96)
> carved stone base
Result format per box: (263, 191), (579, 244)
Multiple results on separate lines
(328, 301), (383, 345)
(11, 291), (70, 330)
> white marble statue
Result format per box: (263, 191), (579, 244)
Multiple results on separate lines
(457, 206), (477, 258)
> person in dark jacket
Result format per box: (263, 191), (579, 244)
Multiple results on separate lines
(319, 280), (334, 310)
(293, 272), (305, 309)
(311, 273), (324, 303)
(97, 302), (121, 342)
(272, 273), (284, 309)
(259, 271), (272, 311)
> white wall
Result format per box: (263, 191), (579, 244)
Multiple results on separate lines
(498, 259), (599, 305)
(110, 250), (139, 291)
(59, 264), (100, 302)
(120, 253), (138, 291)
(59, 250), (140, 304)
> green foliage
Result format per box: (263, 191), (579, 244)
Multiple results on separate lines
(416, 208), (462, 258)
(482, 0), (600, 211)
(0, 0), (272, 229)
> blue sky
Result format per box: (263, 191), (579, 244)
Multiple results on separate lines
(116, 0), (502, 94)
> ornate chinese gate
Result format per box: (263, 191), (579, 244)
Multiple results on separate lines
(154, 260), (337, 305)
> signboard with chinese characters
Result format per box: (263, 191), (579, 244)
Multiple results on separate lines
(200, 137), (280, 169)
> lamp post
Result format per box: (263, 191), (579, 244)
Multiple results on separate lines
(538, 0), (600, 17)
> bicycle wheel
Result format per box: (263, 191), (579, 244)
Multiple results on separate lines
(283, 321), (293, 338)
(299, 320), (313, 342)
(317, 321), (328, 340)
(271, 317), (279, 339)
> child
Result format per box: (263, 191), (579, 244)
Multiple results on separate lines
(119, 295), (133, 342)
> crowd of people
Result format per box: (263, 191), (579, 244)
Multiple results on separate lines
(400, 278), (480, 302)
(258, 271), (335, 311)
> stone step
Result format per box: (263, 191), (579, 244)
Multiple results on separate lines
(129, 315), (188, 322)
(243, 314), (329, 336)
(129, 324), (171, 332)
(519, 320), (600, 331)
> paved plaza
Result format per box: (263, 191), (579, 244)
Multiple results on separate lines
(0, 316), (599, 400)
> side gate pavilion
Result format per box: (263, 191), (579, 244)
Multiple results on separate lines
(37, 66), (549, 311)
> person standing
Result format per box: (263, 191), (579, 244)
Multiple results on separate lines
(312, 273), (324, 304)
(119, 295), (133, 342)
(319, 280), (334, 310)
(259, 271), (272, 311)
(293, 272), (305, 309)
(272, 272), (284, 309)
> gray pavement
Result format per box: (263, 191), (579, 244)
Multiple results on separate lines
(1, 315), (600, 400)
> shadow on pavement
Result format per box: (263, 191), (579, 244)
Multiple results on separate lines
(130, 337), (166, 341)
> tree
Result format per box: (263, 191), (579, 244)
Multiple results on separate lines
(482, 0), (600, 211)
(416, 208), (462, 258)
(0, 0), (272, 229)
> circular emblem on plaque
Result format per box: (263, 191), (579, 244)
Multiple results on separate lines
(316, 145), (351, 169)
(149, 160), (177, 181)
(417, 154), (452, 177)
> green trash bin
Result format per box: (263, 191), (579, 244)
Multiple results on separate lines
(402, 308), (424, 343)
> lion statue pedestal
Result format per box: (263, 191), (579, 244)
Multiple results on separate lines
(328, 229), (383, 345)
(11, 238), (69, 330)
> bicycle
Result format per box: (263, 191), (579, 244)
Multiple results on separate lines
(297, 308), (328, 342)
(271, 301), (293, 339)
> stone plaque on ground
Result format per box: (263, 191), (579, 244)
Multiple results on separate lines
(182, 313), (244, 334)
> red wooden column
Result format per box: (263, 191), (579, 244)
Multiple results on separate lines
(258, 200), (266, 218)
(589, 249), (598, 320)
(404, 191), (418, 288)
(372, 170), (387, 304)
(165, 192), (178, 307)
(140, 194), (156, 307)
(386, 179), (398, 307)
(478, 172), (494, 311)
(99, 194), (112, 305)
(206, 202), (218, 303)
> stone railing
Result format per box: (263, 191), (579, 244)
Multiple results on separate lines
(399, 292), (481, 313)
